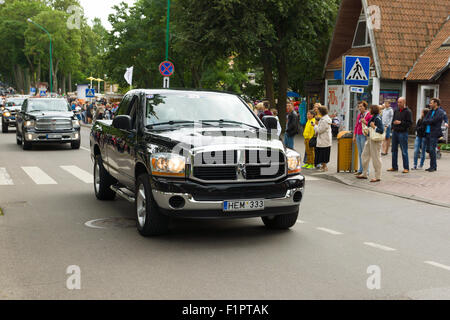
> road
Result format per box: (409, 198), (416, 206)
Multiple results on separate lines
(1, 125), (450, 300)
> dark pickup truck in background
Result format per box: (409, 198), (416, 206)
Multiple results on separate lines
(90, 89), (305, 236)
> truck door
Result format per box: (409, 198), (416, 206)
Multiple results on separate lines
(108, 94), (138, 188)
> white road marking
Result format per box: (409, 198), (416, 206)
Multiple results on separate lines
(21, 167), (57, 185)
(296, 220), (306, 224)
(85, 219), (107, 229)
(305, 175), (321, 181)
(364, 242), (397, 252)
(0, 168), (13, 185)
(316, 227), (343, 235)
(424, 261), (450, 272)
(60, 166), (93, 184)
(80, 146), (90, 152)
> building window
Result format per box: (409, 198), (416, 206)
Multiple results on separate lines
(353, 11), (371, 47)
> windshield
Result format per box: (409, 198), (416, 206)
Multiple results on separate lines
(7, 99), (24, 106)
(145, 92), (261, 128)
(28, 99), (70, 112)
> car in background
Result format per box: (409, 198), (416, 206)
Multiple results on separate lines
(16, 97), (81, 150)
(1, 97), (25, 133)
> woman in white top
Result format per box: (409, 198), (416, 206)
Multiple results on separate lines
(314, 105), (332, 172)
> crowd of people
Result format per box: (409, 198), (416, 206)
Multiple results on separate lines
(250, 96), (448, 181)
(69, 99), (119, 124)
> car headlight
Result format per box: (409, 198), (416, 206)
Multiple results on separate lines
(24, 120), (35, 128)
(151, 153), (186, 177)
(286, 149), (302, 175)
(72, 119), (80, 127)
(3, 111), (11, 117)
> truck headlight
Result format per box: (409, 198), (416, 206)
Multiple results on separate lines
(151, 153), (186, 177)
(3, 111), (11, 117)
(286, 149), (302, 175)
(25, 120), (35, 128)
(72, 119), (80, 127)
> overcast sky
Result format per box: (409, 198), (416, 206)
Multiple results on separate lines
(79, 0), (136, 30)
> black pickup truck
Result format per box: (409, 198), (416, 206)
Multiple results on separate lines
(90, 89), (305, 236)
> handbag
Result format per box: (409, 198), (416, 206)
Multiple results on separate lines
(369, 127), (386, 142)
(309, 137), (317, 148)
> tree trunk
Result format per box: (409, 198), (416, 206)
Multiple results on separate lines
(52, 60), (59, 93)
(62, 74), (66, 94)
(277, 48), (289, 133)
(37, 61), (41, 83)
(68, 72), (72, 92)
(261, 48), (275, 108)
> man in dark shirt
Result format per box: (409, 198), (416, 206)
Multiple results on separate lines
(423, 98), (446, 172)
(387, 97), (413, 173)
(284, 102), (299, 149)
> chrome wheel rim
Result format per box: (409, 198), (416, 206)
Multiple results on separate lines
(136, 184), (147, 228)
(94, 161), (100, 194)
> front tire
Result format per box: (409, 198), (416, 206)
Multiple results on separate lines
(22, 134), (32, 150)
(262, 211), (299, 230)
(135, 173), (169, 237)
(71, 139), (81, 149)
(2, 120), (8, 133)
(94, 155), (116, 200)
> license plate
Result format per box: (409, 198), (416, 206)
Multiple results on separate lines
(47, 134), (62, 139)
(223, 200), (265, 212)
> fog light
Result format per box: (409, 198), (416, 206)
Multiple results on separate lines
(74, 133), (79, 140)
(293, 192), (303, 203)
(169, 196), (185, 209)
(27, 134), (33, 141)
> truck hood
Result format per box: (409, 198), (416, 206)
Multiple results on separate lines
(28, 111), (74, 119)
(145, 126), (284, 152)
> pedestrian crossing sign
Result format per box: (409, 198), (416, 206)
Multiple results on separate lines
(343, 56), (370, 86)
(86, 88), (96, 98)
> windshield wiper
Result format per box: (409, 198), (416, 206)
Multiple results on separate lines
(146, 120), (215, 129)
(200, 120), (260, 130)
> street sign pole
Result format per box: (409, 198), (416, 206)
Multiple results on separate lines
(166, 0), (171, 61)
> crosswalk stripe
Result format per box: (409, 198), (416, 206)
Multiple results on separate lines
(21, 167), (57, 185)
(60, 166), (93, 184)
(0, 168), (14, 185)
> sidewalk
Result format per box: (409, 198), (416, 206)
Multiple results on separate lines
(293, 135), (450, 208)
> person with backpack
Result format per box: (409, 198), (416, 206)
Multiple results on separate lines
(285, 102), (299, 149)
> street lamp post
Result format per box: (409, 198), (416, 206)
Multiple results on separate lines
(27, 19), (53, 94)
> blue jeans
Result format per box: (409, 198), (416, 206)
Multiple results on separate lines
(425, 134), (438, 170)
(356, 134), (367, 173)
(413, 136), (426, 168)
(392, 131), (409, 170)
(284, 133), (294, 149)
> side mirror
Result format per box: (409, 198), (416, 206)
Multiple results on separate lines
(112, 115), (132, 131)
(262, 116), (278, 131)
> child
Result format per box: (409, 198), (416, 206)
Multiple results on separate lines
(271, 108), (282, 138)
(302, 110), (316, 169)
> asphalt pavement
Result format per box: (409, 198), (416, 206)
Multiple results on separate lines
(1, 125), (450, 299)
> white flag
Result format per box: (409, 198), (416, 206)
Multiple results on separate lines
(124, 66), (133, 86)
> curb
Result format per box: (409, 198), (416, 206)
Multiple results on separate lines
(304, 172), (450, 209)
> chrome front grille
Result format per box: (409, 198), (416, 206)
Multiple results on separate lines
(36, 119), (72, 131)
(191, 149), (286, 183)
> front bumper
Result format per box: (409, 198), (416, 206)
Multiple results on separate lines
(151, 175), (305, 219)
(24, 129), (80, 143)
(3, 117), (16, 126)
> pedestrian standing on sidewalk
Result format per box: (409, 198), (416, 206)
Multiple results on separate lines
(353, 101), (372, 175)
(302, 110), (316, 169)
(314, 106), (332, 172)
(381, 101), (394, 156)
(270, 108), (282, 138)
(413, 108), (430, 170)
(357, 105), (384, 182)
(387, 97), (413, 173)
(284, 102), (299, 149)
(423, 98), (446, 172)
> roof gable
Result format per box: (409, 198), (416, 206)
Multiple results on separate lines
(407, 18), (450, 80)
(368, 0), (450, 80)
